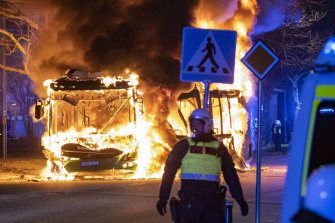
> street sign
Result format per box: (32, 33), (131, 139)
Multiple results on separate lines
(180, 27), (237, 83)
(241, 40), (279, 80)
(241, 40), (279, 223)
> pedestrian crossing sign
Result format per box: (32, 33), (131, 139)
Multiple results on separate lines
(180, 27), (237, 83)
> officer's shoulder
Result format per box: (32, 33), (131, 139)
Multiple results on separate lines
(209, 135), (221, 143)
(174, 137), (189, 147)
(212, 137), (228, 150)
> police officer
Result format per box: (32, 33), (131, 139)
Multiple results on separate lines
(272, 120), (282, 152)
(156, 108), (248, 222)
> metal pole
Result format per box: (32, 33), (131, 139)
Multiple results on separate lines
(13, 104), (17, 138)
(1, 15), (6, 159)
(218, 98), (223, 135)
(226, 201), (234, 223)
(283, 90), (287, 143)
(256, 79), (262, 223)
(203, 81), (211, 109)
(133, 88), (136, 124)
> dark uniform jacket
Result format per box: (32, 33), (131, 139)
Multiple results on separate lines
(159, 135), (245, 204)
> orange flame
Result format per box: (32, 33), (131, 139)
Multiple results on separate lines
(169, 0), (259, 159)
(40, 73), (171, 180)
(40, 1), (259, 180)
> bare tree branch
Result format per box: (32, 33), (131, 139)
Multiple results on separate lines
(258, 0), (331, 114)
(0, 10), (38, 30)
(0, 27), (26, 54)
(0, 63), (28, 74)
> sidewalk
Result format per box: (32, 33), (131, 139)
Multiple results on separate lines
(0, 151), (47, 182)
(248, 143), (289, 163)
(246, 143), (289, 178)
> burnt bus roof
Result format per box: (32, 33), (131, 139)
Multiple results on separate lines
(50, 76), (132, 91)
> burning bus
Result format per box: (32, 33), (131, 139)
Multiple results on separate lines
(35, 69), (252, 180)
(35, 69), (143, 179)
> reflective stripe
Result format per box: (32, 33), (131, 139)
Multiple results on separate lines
(181, 173), (203, 180)
(316, 85), (335, 98)
(204, 174), (220, 182)
(181, 173), (220, 182)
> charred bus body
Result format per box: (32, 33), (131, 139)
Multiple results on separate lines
(35, 70), (142, 173)
(175, 86), (250, 169)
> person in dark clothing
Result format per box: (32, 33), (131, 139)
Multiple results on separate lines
(156, 108), (248, 223)
(272, 120), (282, 152)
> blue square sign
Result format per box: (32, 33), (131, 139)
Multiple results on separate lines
(241, 41), (279, 80)
(180, 27), (237, 83)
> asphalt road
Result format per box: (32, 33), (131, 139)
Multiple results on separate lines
(0, 168), (285, 223)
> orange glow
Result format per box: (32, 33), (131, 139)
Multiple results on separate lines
(198, 20), (215, 29)
(186, 0), (259, 158)
(39, 1), (259, 180)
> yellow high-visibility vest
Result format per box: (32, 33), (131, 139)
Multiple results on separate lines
(180, 137), (222, 182)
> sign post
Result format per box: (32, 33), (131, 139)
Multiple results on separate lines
(242, 40), (279, 223)
(203, 81), (211, 109)
(1, 15), (6, 159)
(180, 27), (237, 109)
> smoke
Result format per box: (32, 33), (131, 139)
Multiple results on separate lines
(195, 0), (238, 24)
(23, 0), (200, 96)
(253, 0), (294, 35)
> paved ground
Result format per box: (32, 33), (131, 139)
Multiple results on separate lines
(0, 171), (286, 223)
(0, 146), (289, 222)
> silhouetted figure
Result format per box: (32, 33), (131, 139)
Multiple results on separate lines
(197, 37), (219, 71)
(272, 120), (282, 153)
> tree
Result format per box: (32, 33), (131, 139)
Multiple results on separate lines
(0, 0), (38, 74)
(7, 73), (37, 137)
(0, 1), (38, 139)
(252, 0), (332, 145)
(258, 0), (331, 117)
